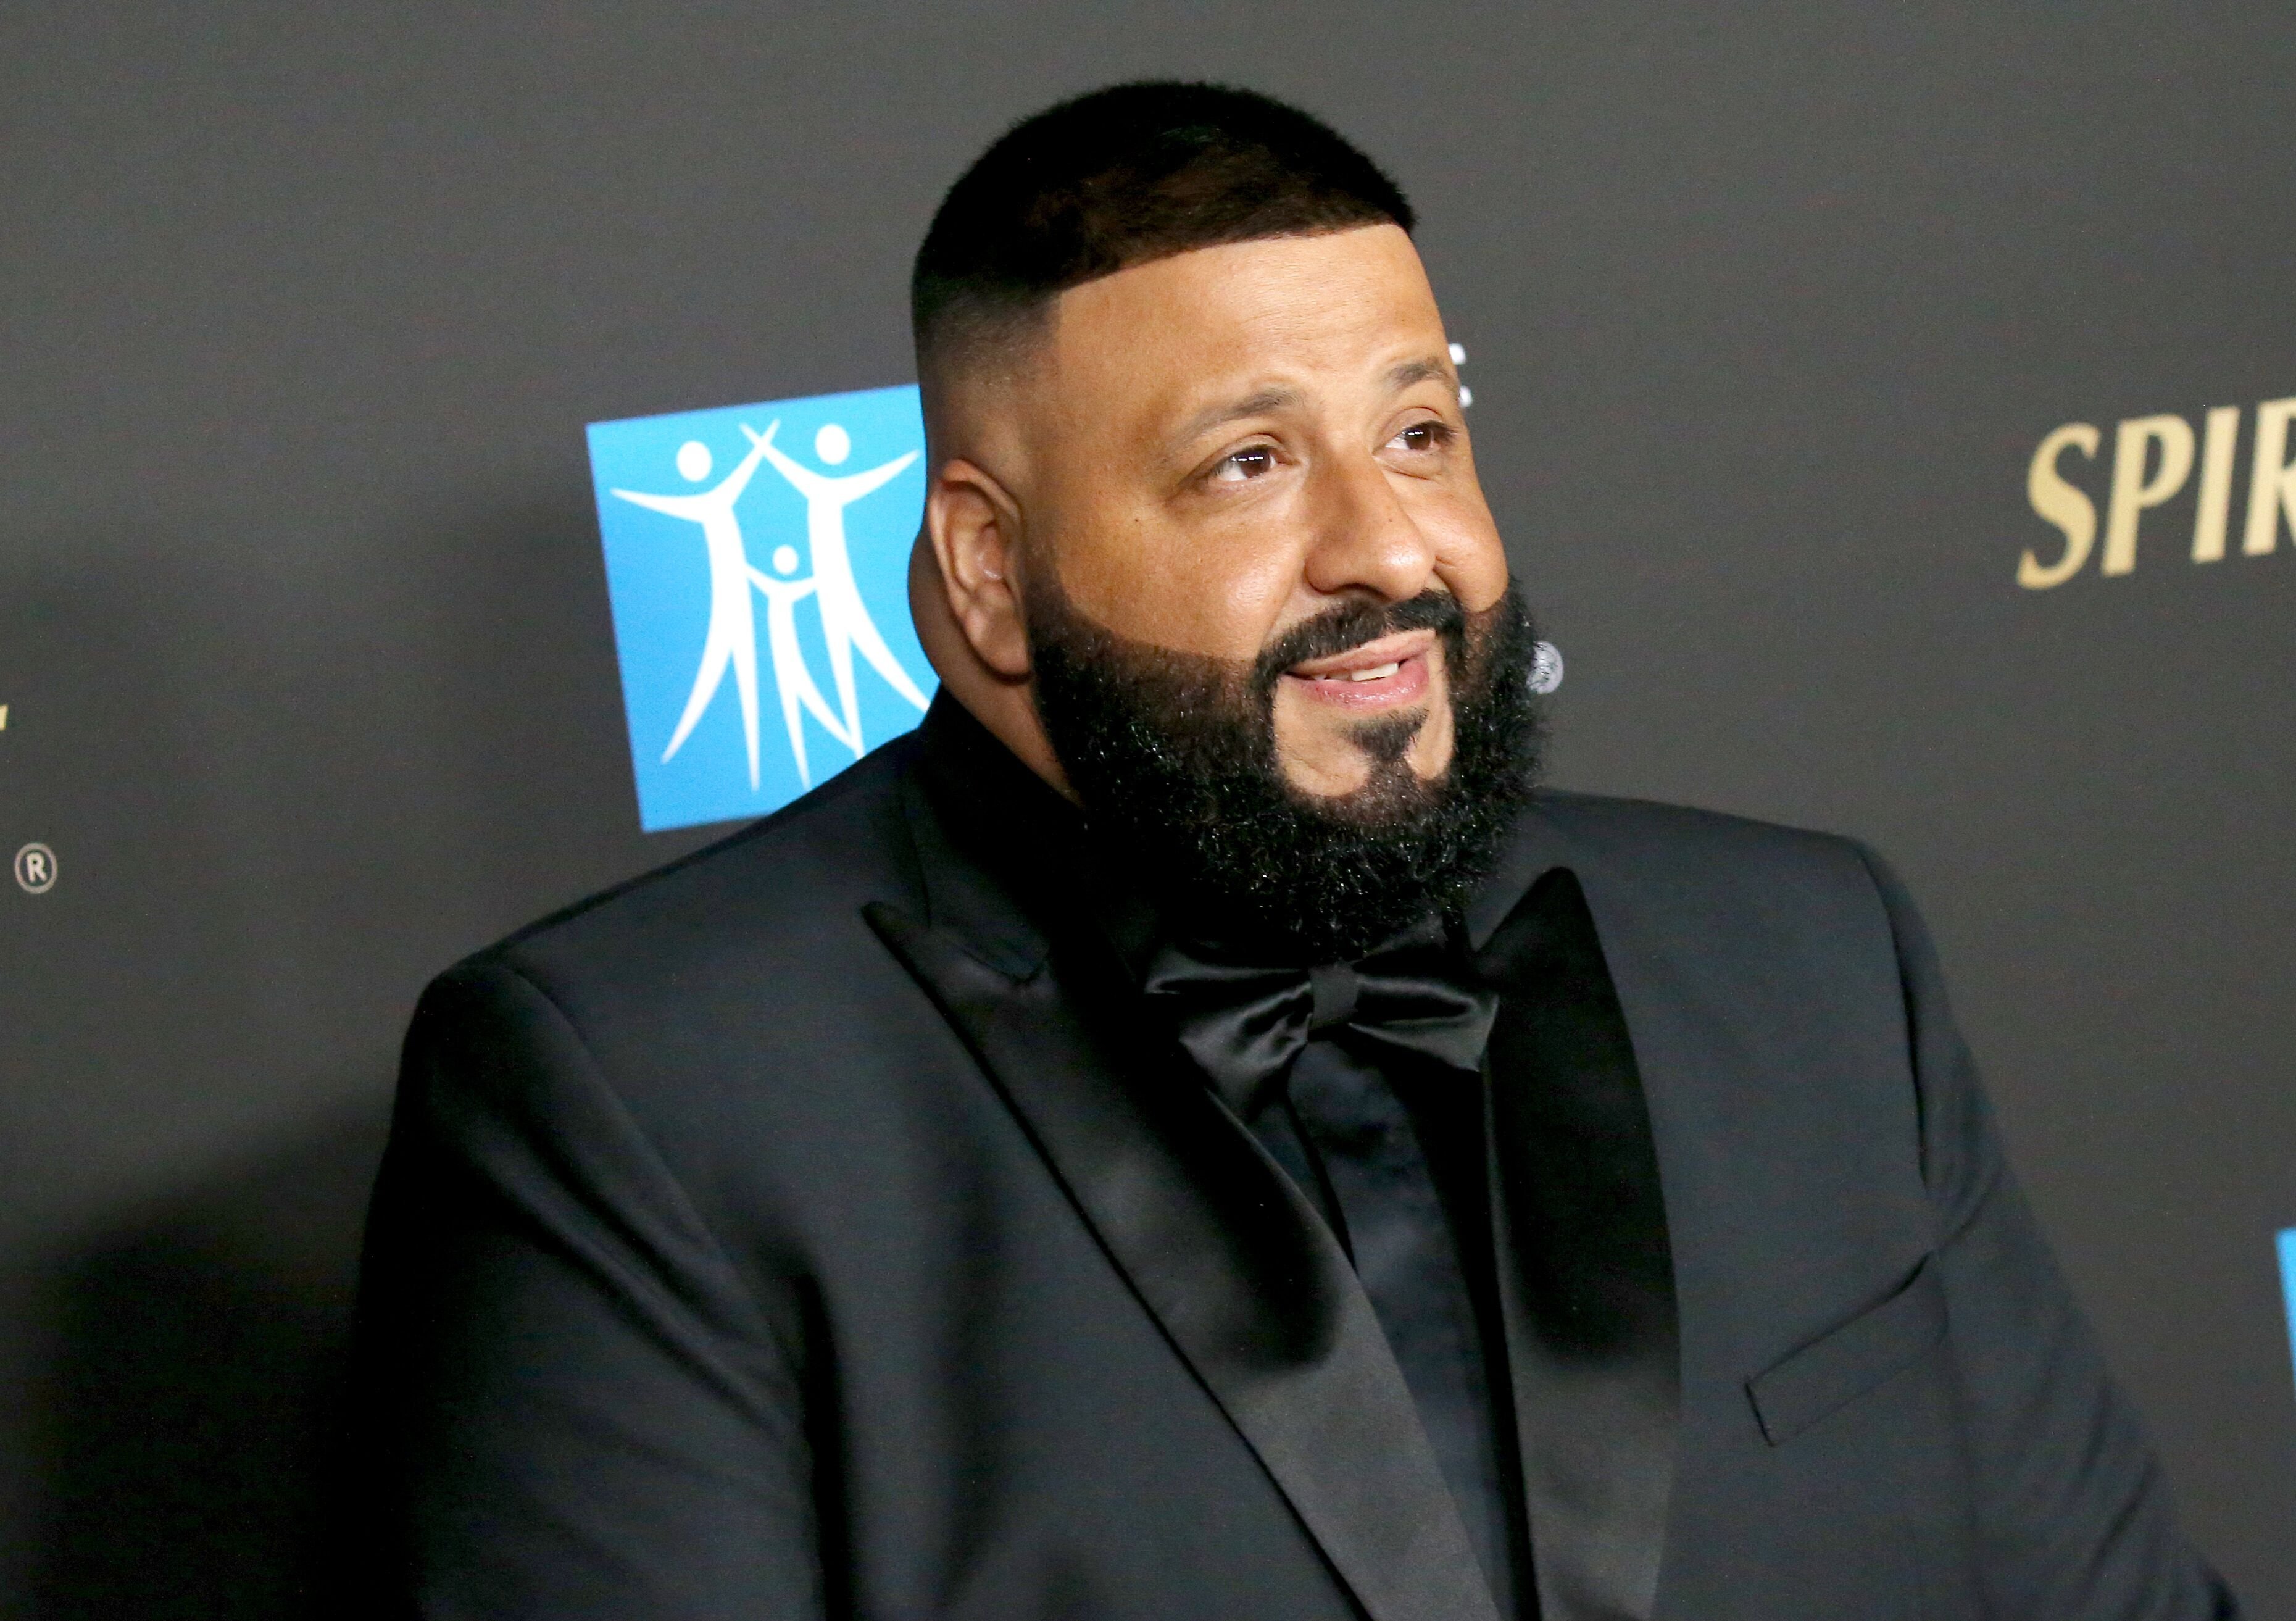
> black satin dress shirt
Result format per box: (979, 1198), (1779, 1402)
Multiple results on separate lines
(1231, 1030), (1526, 1617)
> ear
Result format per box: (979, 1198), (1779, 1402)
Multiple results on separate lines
(925, 456), (1032, 680)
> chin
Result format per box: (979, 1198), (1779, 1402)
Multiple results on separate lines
(1285, 703), (1454, 795)
(1284, 738), (1455, 828)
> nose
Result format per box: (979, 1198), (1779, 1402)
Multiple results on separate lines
(1298, 444), (1438, 604)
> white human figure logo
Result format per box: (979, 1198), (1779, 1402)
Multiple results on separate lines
(748, 420), (929, 755)
(610, 427), (834, 791)
(745, 543), (854, 788)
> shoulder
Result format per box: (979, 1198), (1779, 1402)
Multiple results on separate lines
(1535, 787), (1871, 871)
(1516, 788), (1889, 915)
(397, 734), (953, 1225)
(1494, 788), (1911, 999)
(443, 732), (924, 1027)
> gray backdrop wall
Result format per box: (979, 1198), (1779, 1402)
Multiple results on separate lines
(2, 4), (2289, 1614)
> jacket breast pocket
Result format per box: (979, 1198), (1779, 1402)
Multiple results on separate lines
(1745, 1255), (1947, 1446)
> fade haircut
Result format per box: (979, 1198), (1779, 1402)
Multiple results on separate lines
(911, 81), (1415, 385)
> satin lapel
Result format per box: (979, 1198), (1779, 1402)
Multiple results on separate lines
(867, 777), (1498, 1621)
(1477, 867), (1680, 1621)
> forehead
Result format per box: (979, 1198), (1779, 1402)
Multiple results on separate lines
(1040, 225), (1444, 408)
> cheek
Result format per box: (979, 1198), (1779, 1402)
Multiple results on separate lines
(1059, 519), (1302, 659)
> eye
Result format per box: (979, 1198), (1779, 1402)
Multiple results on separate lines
(1387, 419), (1453, 455)
(1211, 444), (1279, 483)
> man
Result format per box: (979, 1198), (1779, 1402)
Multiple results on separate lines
(347, 83), (2234, 1619)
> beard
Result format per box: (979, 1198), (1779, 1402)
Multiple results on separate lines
(1025, 569), (1545, 962)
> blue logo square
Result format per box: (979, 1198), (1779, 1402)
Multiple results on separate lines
(2280, 1227), (2296, 1400)
(587, 385), (936, 832)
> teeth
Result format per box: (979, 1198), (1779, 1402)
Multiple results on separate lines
(1347, 662), (1401, 681)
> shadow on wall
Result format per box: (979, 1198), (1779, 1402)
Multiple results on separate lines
(25, 1100), (390, 1620)
(1, 499), (668, 1616)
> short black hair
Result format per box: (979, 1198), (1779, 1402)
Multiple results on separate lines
(912, 81), (1414, 377)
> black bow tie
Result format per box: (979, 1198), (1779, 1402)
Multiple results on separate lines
(1142, 913), (1500, 1115)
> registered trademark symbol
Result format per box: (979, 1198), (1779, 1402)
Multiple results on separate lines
(14, 842), (57, 894)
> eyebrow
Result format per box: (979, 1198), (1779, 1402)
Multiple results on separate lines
(1172, 385), (1302, 448)
(1385, 355), (1458, 397)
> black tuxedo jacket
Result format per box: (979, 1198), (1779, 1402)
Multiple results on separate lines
(346, 707), (2231, 1620)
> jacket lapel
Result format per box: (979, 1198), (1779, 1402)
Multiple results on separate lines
(1473, 848), (1681, 1621)
(866, 772), (1500, 1621)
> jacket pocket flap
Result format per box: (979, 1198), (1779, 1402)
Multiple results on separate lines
(1745, 1255), (1946, 1446)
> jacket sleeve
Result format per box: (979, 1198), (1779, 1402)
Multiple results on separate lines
(341, 959), (828, 1620)
(1853, 845), (2236, 1620)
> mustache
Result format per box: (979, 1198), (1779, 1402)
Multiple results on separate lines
(1250, 590), (1466, 694)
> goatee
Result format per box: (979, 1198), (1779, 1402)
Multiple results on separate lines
(1025, 572), (1545, 962)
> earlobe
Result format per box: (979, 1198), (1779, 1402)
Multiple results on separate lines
(925, 459), (1033, 681)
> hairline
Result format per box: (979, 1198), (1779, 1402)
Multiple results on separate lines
(916, 219), (1407, 402)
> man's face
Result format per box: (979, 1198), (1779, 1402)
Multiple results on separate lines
(1010, 223), (1510, 799)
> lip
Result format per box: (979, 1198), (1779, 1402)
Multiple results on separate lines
(1281, 629), (1437, 710)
